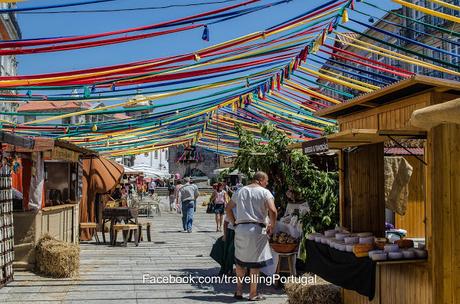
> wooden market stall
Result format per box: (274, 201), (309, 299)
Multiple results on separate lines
(8, 138), (96, 269)
(0, 132), (35, 287)
(300, 75), (460, 304)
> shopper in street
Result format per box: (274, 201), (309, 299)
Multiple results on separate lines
(111, 185), (123, 200)
(178, 177), (200, 233)
(148, 179), (156, 196)
(220, 204), (236, 276)
(174, 180), (183, 213)
(210, 182), (229, 232)
(225, 171), (277, 301)
(168, 180), (176, 211)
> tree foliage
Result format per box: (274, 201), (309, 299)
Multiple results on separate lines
(233, 122), (339, 234)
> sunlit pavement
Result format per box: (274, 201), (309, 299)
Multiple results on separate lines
(0, 197), (287, 303)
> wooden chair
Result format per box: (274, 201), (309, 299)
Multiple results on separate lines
(137, 222), (152, 242)
(80, 222), (100, 244)
(112, 224), (139, 247)
(276, 252), (297, 275)
(274, 252), (297, 288)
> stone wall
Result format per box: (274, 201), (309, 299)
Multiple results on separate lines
(168, 146), (219, 179)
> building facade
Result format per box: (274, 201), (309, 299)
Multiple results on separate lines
(132, 149), (169, 173)
(316, 1), (460, 99)
(168, 146), (220, 179)
(17, 101), (128, 125)
(0, 2), (21, 123)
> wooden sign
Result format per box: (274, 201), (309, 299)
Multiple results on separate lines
(44, 147), (80, 162)
(302, 137), (329, 155)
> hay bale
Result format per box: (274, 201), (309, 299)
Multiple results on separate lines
(35, 234), (80, 278)
(285, 274), (341, 304)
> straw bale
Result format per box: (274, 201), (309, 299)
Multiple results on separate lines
(35, 234), (80, 278)
(285, 274), (341, 304)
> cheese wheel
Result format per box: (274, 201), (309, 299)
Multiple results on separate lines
(344, 236), (359, 244)
(359, 236), (374, 244)
(395, 239), (414, 249)
(324, 230), (337, 238)
(384, 244), (400, 253)
(353, 243), (374, 257)
(335, 232), (350, 241)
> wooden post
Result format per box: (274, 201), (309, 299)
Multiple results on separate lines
(430, 123), (460, 304)
(346, 143), (385, 236)
(338, 150), (345, 228)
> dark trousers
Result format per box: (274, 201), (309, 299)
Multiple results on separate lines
(221, 228), (235, 275)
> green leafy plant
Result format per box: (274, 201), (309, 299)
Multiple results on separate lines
(232, 122), (339, 259)
(322, 123), (339, 136)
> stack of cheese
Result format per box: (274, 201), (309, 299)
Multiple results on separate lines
(307, 230), (428, 261)
(368, 238), (428, 261)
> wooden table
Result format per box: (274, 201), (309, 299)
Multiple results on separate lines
(102, 207), (138, 245)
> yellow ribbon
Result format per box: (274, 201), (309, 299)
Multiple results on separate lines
(393, 0), (460, 24)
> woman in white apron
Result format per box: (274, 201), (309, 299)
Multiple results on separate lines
(226, 171), (277, 301)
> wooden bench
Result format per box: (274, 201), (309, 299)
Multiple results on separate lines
(80, 222), (100, 244)
(112, 224), (139, 247)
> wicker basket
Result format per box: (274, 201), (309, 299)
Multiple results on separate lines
(270, 242), (299, 253)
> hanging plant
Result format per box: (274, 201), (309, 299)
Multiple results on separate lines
(232, 122), (339, 259)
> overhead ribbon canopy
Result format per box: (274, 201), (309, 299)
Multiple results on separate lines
(0, 0), (459, 157)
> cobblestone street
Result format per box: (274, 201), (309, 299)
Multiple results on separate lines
(0, 199), (287, 304)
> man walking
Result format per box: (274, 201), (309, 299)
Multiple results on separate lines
(178, 177), (200, 233)
(226, 171), (277, 301)
(148, 179), (156, 196)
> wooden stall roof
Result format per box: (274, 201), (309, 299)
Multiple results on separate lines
(124, 171), (143, 176)
(316, 75), (460, 119)
(55, 140), (97, 156)
(288, 129), (426, 151)
(0, 131), (34, 148)
(2, 136), (97, 155)
(326, 129), (385, 149)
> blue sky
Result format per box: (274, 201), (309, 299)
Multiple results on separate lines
(15, 0), (398, 76)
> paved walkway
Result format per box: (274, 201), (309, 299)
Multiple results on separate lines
(0, 198), (287, 304)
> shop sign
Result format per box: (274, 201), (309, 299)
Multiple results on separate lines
(302, 137), (329, 155)
(44, 147), (80, 162)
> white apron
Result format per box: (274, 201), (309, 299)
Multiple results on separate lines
(234, 223), (272, 268)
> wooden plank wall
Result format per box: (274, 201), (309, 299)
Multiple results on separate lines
(379, 263), (432, 304)
(346, 143), (385, 236)
(343, 289), (377, 304)
(343, 263), (432, 304)
(40, 205), (76, 243)
(339, 93), (430, 132)
(430, 123), (460, 304)
(395, 156), (426, 238)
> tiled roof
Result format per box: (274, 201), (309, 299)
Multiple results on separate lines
(113, 113), (130, 120)
(17, 101), (92, 112)
(384, 147), (424, 156)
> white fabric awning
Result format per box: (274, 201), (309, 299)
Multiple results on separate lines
(128, 165), (171, 179)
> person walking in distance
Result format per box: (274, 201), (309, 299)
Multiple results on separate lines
(210, 182), (230, 232)
(148, 179), (156, 196)
(168, 180), (176, 211)
(174, 180), (183, 213)
(178, 177), (200, 233)
(225, 171), (277, 301)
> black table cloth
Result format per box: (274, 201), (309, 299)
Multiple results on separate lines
(300, 240), (376, 300)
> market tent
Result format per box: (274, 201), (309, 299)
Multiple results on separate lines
(123, 165), (143, 175)
(128, 164), (170, 179)
(80, 156), (124, 240)
(213, 168), (241, 176)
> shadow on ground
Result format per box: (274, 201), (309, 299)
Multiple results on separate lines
(171, 267), (286, 303)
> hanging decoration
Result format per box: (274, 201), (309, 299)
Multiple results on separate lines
(0, 0), (458, 157)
